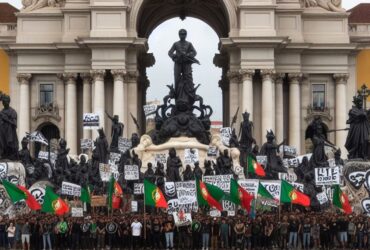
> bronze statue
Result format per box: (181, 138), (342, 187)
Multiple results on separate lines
(345, 94), (370, 160)
(216, 149), (234, 175)
(106, 112), (124, 152)
(166, 148), (182, 182)
(19, 137), (33, 166)
(144, 162), (155, 183)
(0, 94), (19, 160)
(239, 112), (256, 153)
(183, 164), (194, 181)
(55, 139), (70, 170)
(193, 161), (203, 180)
(95, 128), (109, 164)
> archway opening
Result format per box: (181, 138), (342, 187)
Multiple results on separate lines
(35, 122), (60, 158)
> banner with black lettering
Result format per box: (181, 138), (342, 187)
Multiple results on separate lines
(220, 127), (232, 146)
(118, 138), (132, 153)
(26, 131), (48, 145)
(83, 113), (100, 129)
(184, 148), (199, 165)
(124, 165), (139, 180)
(238, 179), (259, 197)
(99, 164), (111, 182)
(259, 180), (281, 201)
(315, 166), (340, 186)
(80, 139), (93, 150)
(203, 175), (234, 211)
(61, 182), (81, 197)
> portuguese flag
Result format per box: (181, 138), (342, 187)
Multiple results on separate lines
(2, 180), (41, 210)
(247, 155), (265, 177)
(229, 178), (254, 212)
(144, 179), (168, 208)
(333, 185), (352, 214)
(80, 186), (91, 204)
(42, 186), (69, 216)
(108, 176), (123, 209)
(258, 182), (274, 199)
(196, 178), (224, 211)
(280, 180), (310, 207)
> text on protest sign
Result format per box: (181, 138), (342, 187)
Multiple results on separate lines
(316, 192), (329, 205)
(38, 151), (49, 160)
(26, 131), (48, 145)
(109, 152), (121, 165)
(155, 153), (167, 165)
(91, 196), (106, 207)
(173, 212), (192, 227)
(71, 207), (83, 217)
(184, 148), (199, 165)
(80, 139), (93, 150)
(207, 146), (218, 157)
(99, 164), (111, 182)
(283, 153), (312, 168)
(256, 156), (267, 166)
(124, 165), (139, 180)
(175, 181), (197, 205)
(167, 198), (198, 214)
(220, 127), (232, 146)
(238, 179), (259, 197)
(315, 166), (340, 186)
(279, 145), (297, 158)
(131, 201), (138, 213)
(260, 180), (281, 201)
(143, 104), (157, 117)
(118, 138), (132, 153)
(83, 113), (100, 129)
(61, 182), (81, 197)
(134, 183), (144, 195)
(203, 175), (234, 211)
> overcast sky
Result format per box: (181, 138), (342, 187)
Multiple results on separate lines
(2, 0), (369, 121)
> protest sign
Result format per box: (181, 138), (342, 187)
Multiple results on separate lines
(315, 166), (340, 186)
(203, 175), (234, 211)
(184, 148), (199, 165)
(83, 113), (100, 129)
(109, 153), (121, 165)
(143, 104), (157, 117)
(256, 156), (267, 166)
(124, 165), (139, 180)
(317, 192), (329, 205)
(292, 182), (304, 193)
(99, 164), (111, 182)
(118, 138), (131, 153)
(80, 139), (93, 150)
(26, 131), (48, 145)
(175, 181), (197, 205)
(110, 164), (120, 181)
(279, 145), (297, 158)
(220, 127), (232, 146)
(283, 154), (313, 168)
(91, 196), (106, 207)
(173, 211), (192, 226)
(134, 183), (144, 195)
(155, 153), (167, 165)
(71, 207), (83, 217)
(209, 210), (221, 217)
(207, 146), (218, 157)
(260, 180), (281, 201)
(61, 182), (81, 197)
(164, 182), (177, 199)
(38, 151), (49, 160)
(131, 201), (138, 213)
(238, 179), (259, 197)
(0, 163), (7, 179)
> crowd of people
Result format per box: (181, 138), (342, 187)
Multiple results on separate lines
(0, 210), (368, 250)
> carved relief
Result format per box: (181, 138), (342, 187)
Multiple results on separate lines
(304, 0), (345, 12)
(22, 0), (65, 12)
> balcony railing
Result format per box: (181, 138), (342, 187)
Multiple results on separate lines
(305, 105), (333, 121)
(33, 102), (61, 121)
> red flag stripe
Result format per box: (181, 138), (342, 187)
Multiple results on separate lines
(199, 181), (223, 211)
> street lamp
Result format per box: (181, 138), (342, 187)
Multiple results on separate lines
(358, 84), (370, 110)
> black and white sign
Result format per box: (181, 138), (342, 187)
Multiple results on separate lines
(184, 148), (199, 165)
(71, 207), (83, 217)
(220, 127), (232, 146)
(0, 163), (7, 180)
(280, 145), (297, 158)
(109, 153), (121, 165)
(80, 139), (93, 150)
(292, 182), (304, 193)
(99, 164), (111, 182)
(175, 181), (197, 205)
(26, 131), (48, 145)
(238, 179), (259, 197)
(61, 182), (81, 197)
(347, 171), (366, 189)
(207, 146), (218, 157)
(164, 182), (177, 199)
(118, 138), (132, 153)
(143, 104), (157, 117)
(167, 198), (198, 214)
(256, 156), (267, 166)
(83, 113), (100, 129)
(283, 154), (313, 168)
(316, 192), (329, 205)
(362, 198), (370, 213)
(260, 180), (281, 201)
(315, 167), (340, 186)
(134, 183), (144, 195)
(124, 165), (139, 180)
(29, 187), (45, 205)
(203, 175), (234, 211)
(131, 201), (138, 212)
(38, 151), (49, 160)
(155, 154), (167, 165)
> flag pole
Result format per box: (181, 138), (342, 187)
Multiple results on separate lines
(143, 184), (147, 240)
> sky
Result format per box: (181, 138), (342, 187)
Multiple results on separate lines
(1, 0), (369, 121)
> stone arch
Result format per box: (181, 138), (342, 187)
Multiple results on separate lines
(129, 0), (237, 38)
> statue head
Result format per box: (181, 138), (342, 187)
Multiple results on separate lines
(147, 162), (152, 170)
(223, 149), (228, 157)
(131, 133), (140, 147)
(266, 130), (275, 142)
(1, 94), (10, 109)
(178, 29), (187, 41)
(59, 138), (67, 149)
(194, 161), (199, 168)
(242, 112), (250, 121)
(98, 128), (105, 138)
(302, 156), (308, 165)
(353, 94), (363, 109)
(80, 154), (87, 164)
(169, 148), (176, 158)
(113, 115), (119, 123)
(21, 137), (29, 149)
(185, 164), (191, 171)
(335, 148), (341, 158)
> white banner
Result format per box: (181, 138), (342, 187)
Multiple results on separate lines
(109, 152), (121, 165)
(71, 207), (83, 217)
(118, 138), (132, 153)
(131, 201), (138, 212)
(315, 167), (340, 186)
(173, 211), (192, 226)
(207, 146), (218, 157)
(256, 156), (267, 166)
(238, 179), (259, 197)
(80, 139), (93, 150)
(134, 183), (144, 195)
(175, 181), (197, 205)
(124, 165), (139, 180)
(184, 148), (199, 165)
(61, 182), (81, 197)
(283, 154), (312, 168)
(83, 113), (100, 129)
(317, 192), (329, 205)
(38, 151), (49, 160)
(260, 180), (281, 201)
(155, 153), (167, 165)
(26, 131), (48, 145)
(0, 163), (7, 179)
(99, 163), (111, 182)
(143, 104), (157, 117)
(220, 127), (232, 146)
(279, 145), (297, 158)
(209, 209), (221, 217)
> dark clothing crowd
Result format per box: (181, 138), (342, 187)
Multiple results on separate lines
(0, 211), (368, 250)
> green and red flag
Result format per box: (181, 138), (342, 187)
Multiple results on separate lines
(280, 180), (310, 207)
(108, 176), (123, 209)
(229, 178), (254, 212)
(196, 178), (224, 211)
(258, 182), (274, 199)
(80, 186), (91, 204)
(42, 186), (69, 216)
(144, 179), (168, 208)
(247, 155), (265, 177)
(2, 180), (41, 210)
(333, 185), (352, 214)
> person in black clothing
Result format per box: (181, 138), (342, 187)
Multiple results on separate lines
(70, 218), (81, 250)
(81, 218), (91, 249)
(192, 216), (202, 250)
(201, 218), (211, 250)
(320, 219), (330, 250)
(211, 218), (220, 250)
(152, 217), (162, 250)
(120, 219), (131, 250)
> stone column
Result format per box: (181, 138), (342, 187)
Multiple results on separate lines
(239, 69), (255, 121)
(91, 70), (106, 131)
(275, 73), (285, 143)
(63, 73), (78, 155)
(288, 73), (303, 154)
(227, 70), (241, 129)
(17, 73), (32, 141)
(81, 73), (92, 140)
(261, 69), (275, 142)
(125, 71), (139, 136)
(334, 73), (349, 155)
(111, 70), (126, 126)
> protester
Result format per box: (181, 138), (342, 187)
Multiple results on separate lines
(6, 221), (15, 249)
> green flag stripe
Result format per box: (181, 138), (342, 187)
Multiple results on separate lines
(2, 180), (26, 203)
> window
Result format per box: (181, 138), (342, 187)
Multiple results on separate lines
(40, 84), (54, 105)
(312, 84), (326, 111)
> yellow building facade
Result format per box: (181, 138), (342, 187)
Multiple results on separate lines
(0, 49), (9, 94)
(357, 49), (370, 92)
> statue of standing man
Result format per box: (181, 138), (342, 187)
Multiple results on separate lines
(0, 93), (19, 160)
(106, 111), (124, 152)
